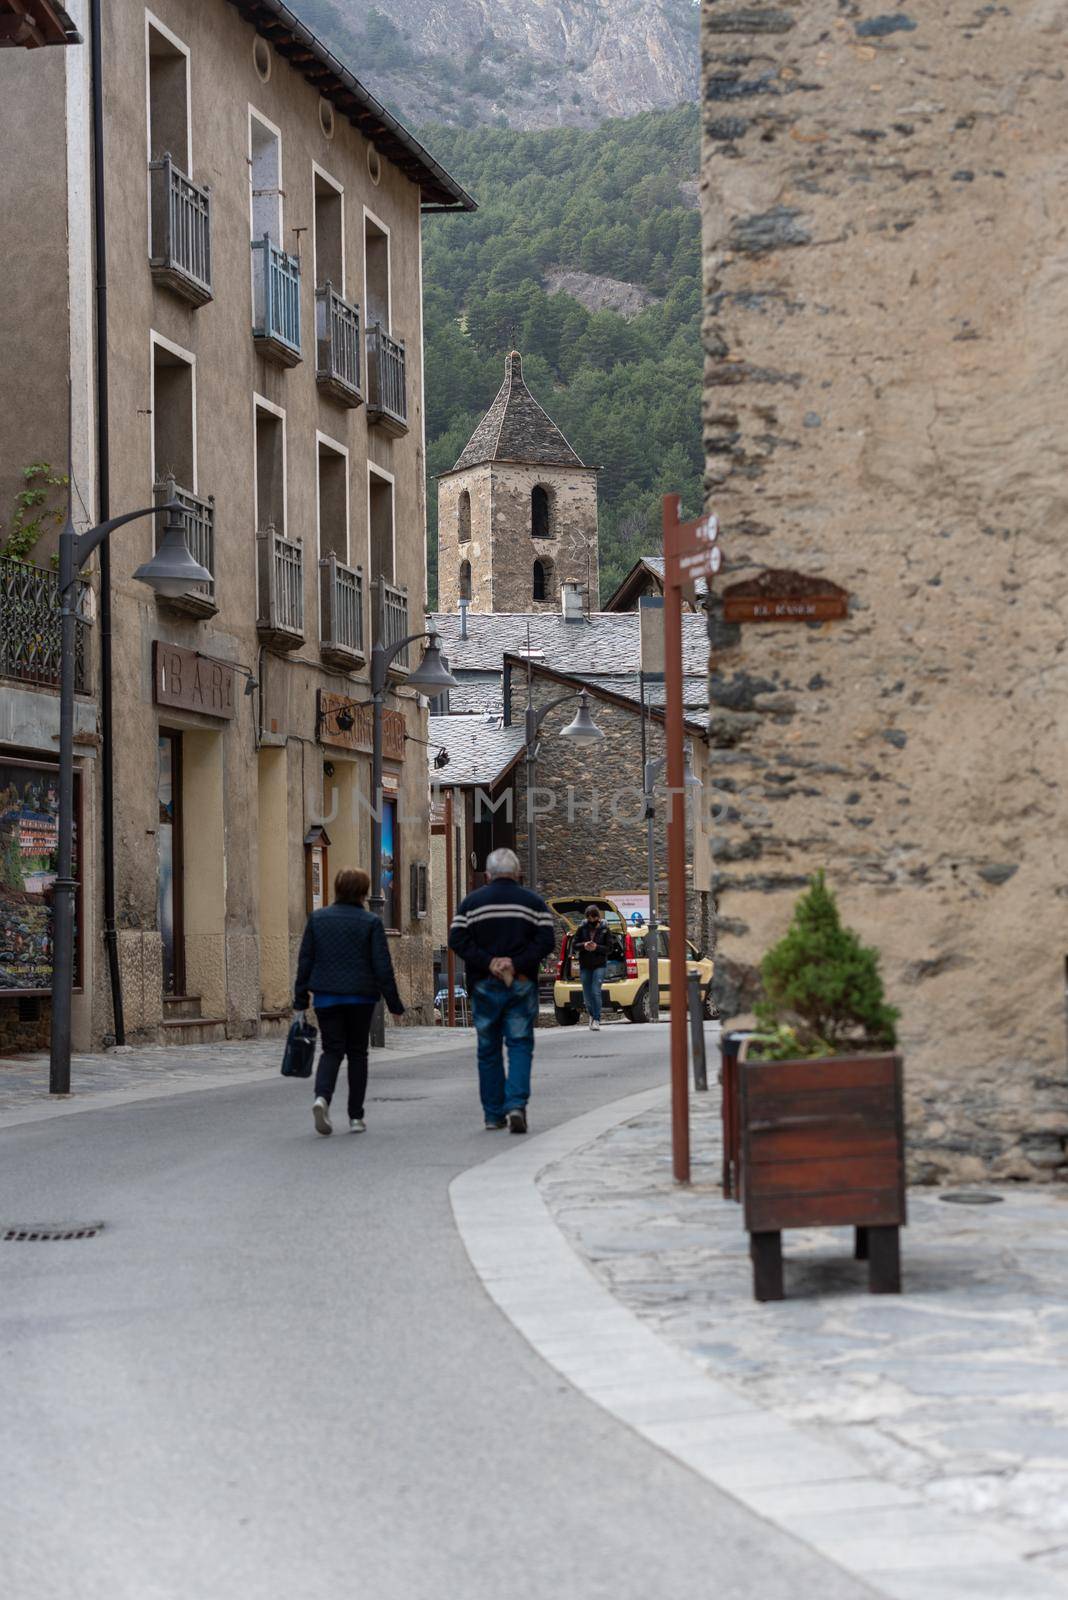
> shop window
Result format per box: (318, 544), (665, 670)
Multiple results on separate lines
(381, 796), (399, 930)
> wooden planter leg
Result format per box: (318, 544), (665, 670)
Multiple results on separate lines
(867, 1226), (901, 1295)
(750, 1231), (784, 1302)
(854, 1226), (869, 1261)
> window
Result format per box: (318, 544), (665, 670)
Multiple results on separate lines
(364, 212), (389, 331)
(318, 98), (335, 139)
(253, 35), (271, 82)
(533, 559), (550, 602)
(250, 113), (281, 246)
(367, 145), (381, 186)
(410, 861), (428, 920)
(369, 467), (394, 582)
(152, 337), (195, 492)
(313, 168), (343, 291)
(147, 20), (189, 170)
(317, 437), (348, 560)
(254, 402), (285, 534)
(531, 484), (551, 539)
(459, 560), (472, 601)
(381, 796), (399, 930)
(457, 489), (471, 543)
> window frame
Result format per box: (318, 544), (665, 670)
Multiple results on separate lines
(149, 329), (198, 494)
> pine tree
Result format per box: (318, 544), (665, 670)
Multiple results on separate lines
(756, 871), (898, 1049)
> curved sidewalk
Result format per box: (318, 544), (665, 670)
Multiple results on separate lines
(450, 1086), (1068, 1600)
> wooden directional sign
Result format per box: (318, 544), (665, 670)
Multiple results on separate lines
(665, 502), (719, 601)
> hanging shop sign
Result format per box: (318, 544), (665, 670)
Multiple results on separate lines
(153, 641), (236, 718)
(722, 569), (849, 624)
(0, 759), (82, 995)
(317, 691), (406, 762)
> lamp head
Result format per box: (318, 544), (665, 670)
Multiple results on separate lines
(559, 691), (604, 744)
(132, 501), (212, 597)
(405, 635), (459, 693)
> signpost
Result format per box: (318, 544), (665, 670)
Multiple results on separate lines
(661, 494), (720, 1184)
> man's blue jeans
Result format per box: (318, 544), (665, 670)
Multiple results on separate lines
(471, 975), (539, 1118)
(580, 966), (605, 1022)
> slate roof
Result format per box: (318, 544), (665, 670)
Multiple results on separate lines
(427, 715), (526, 788)
(430, 609), (709, 678)
(447, 352), (588, 473)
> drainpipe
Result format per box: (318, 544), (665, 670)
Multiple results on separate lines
(89, 0), (125, 1043)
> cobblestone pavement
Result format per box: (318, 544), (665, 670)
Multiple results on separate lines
(0, 1026), (466, 1123)
(539, 1090), (1068, 1581)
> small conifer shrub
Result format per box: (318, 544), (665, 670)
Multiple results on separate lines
(752, 871), (898, 1058)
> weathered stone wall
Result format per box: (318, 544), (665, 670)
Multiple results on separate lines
(438, 462), (599, 614)
(700, 1), (1068, 1181)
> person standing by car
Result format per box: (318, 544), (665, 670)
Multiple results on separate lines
(448, 847), (556, 1134)
(293, 867), (405, 1137)
(575, 904), (610, 1031)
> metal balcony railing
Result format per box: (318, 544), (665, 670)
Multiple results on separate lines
(0, 555), (91, 693)
(256, 525), (303, 649)
(251, 235), (301, 365)
(375, 576), (409, 670)
(319, 554), (364, 667)
(315, 283), (362, 407)
(154, 480), (216, 616)
(366, 324), (407, 435)
(149, 155), (212, 305)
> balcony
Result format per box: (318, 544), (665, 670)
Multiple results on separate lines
(256, 526), (304, 651)
(149, 155), (212, 307)
(315, 283), (362, 408)
(319, 554), (364, 670)
(154, 481), (216, 618)
(251, 236), (301, 366)
(0, 555), (91, 694)
(374, 576), (409, 672)
(365, 324), (407, 436)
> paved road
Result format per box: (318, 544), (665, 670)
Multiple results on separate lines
(0, 1026), (875, 1600)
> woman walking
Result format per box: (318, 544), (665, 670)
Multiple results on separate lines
(293, 867), (405, 1136)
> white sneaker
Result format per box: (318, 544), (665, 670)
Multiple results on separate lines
(313, 1097), (332, 1136)
(588, 1018), (595, 1030)
(349, 1118), (366, 1133)
(592, 1020), (601, 1031)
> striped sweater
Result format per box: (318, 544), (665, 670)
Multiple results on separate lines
(448, 880), (556, 982)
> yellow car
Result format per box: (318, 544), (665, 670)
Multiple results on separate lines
(549, 896), (716, 1025)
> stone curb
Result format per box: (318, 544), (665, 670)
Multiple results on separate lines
(449, 1086), (1068, 1600)
(0, 1029), (472, 1133)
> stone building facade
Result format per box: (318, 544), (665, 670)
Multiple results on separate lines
(437, 352), (599, 615)
(0, 0), (472, 1048)
(700, 2), (1068, 1180)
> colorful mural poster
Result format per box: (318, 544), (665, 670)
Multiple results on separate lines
(0, 762), (80, 994)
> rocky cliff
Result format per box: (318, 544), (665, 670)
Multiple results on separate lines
(297, 0), (698, 128)
(700, 2), (1068, 1182)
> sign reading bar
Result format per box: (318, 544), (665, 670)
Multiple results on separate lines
(722, 569), (849, 625)
(318, 692), (406, 762)
(153, 641), (236, 718)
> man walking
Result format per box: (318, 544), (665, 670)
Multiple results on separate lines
(575, 904), (609, 1031)
(448, 847), (556, 1134)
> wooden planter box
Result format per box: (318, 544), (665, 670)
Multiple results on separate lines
(739, 1052), (905, 1302)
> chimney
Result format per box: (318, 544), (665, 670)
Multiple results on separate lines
(561, 582), (584, 624)
(458, 597), (470, 640)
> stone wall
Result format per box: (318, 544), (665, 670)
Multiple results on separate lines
(438, 462), (599, 614)
(700, 1), (1068, 1181)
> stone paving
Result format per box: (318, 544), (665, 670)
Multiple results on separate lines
(539, 1088), (1068, 1581)
(0, 1026), (464, 1122)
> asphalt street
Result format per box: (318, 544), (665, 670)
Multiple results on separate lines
(0, 1025), (876, 1600)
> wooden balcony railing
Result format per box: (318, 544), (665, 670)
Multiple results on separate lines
(319, 554), (364, 669)
(366, 324), (407, 435)
(0, 555), (91, 694)
(375, 576), (409, 671)
(315, 283), (362, 407)
(256, 526), (304, 650)
(154, 480), (216, 617)
(251, 235), (301, 366)
(149, 155), (212, 306)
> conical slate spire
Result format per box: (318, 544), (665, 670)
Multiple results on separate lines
(451, 351), (586, 472)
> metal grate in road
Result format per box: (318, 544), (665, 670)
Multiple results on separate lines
(3, 1223), (103, 1242)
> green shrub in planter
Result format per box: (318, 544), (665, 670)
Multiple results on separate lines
(753, 870), (898, 1052)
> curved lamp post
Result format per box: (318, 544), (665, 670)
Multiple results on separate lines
(523, 688), (605, 892)
(50, 488), (212, 1094)
(368, 628), (457, 1045)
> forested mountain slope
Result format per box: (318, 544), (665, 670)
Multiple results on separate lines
(422, 105), (702, 606)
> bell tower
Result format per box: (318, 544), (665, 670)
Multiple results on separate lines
(437, 351), (599, 613)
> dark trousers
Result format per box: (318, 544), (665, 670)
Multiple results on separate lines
(314, 1005), (374, 1119)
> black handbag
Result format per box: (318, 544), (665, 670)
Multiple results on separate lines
(281, 1013), (317, 1078)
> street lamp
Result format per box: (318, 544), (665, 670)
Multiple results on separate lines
(50, 483), (212, 1094)
(523, 688), (604, 892)
(642, 743), (702, 1023)
(368, 627), (457, 1044)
